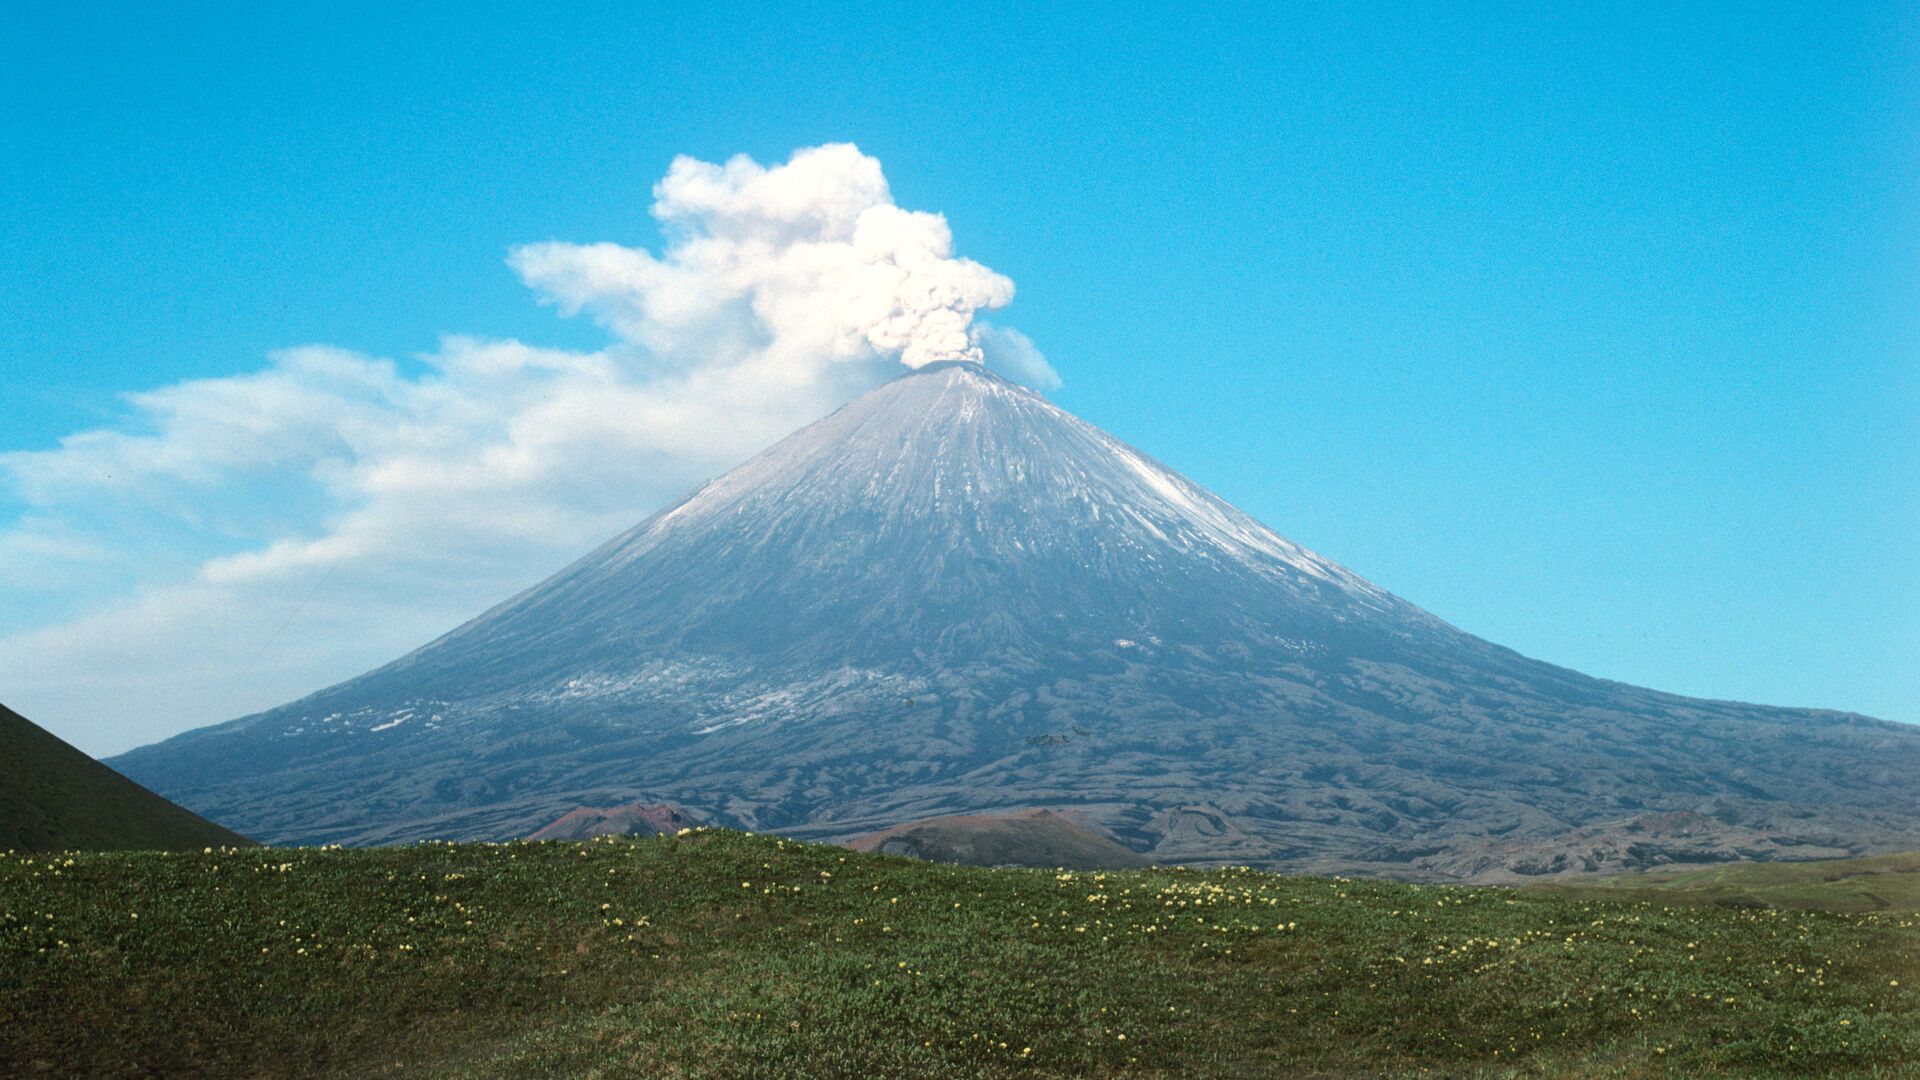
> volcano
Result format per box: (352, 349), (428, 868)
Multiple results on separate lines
(110, 362), (1920, 876)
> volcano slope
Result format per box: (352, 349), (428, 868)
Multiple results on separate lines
(110, 362), (1920, 877)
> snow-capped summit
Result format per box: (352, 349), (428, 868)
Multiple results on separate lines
(386, 360), (1431, 699)
(112, 363), (1920, 875)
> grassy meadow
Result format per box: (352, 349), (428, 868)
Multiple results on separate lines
(1541, 852), (1920, 916)
(3, 830), (1916, 1078)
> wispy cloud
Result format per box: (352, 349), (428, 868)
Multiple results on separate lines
(0, 144), (1053, 755)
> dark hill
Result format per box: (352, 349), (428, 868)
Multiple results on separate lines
(1, 702), (249, 853)
(528, 802), (699, 840)
(846, 808), (1153, 869)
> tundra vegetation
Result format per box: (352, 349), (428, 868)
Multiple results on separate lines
(2, 830), (1915, 1077)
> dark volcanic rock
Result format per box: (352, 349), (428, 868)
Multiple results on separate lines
(1382, 810), (1857, 883)
(108, 363), (1920, 878)
(846, 808), (1152, 870)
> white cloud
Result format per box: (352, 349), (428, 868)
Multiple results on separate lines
(0, 143), (1054, 756)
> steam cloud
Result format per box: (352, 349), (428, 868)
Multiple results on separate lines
(0, 144), (1054, 753)
(511, 143), (1019, 373)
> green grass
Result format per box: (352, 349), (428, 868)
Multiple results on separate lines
(1538, 852), (1920, 915)
(2, 832), (1915, 1078)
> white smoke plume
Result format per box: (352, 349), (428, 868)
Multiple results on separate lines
(0, 144), (1052, 754)
(510, 143), (1015, 373)
(972, 323), (1062, 392)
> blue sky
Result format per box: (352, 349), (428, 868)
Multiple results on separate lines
(2, 4), (1915, 754)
